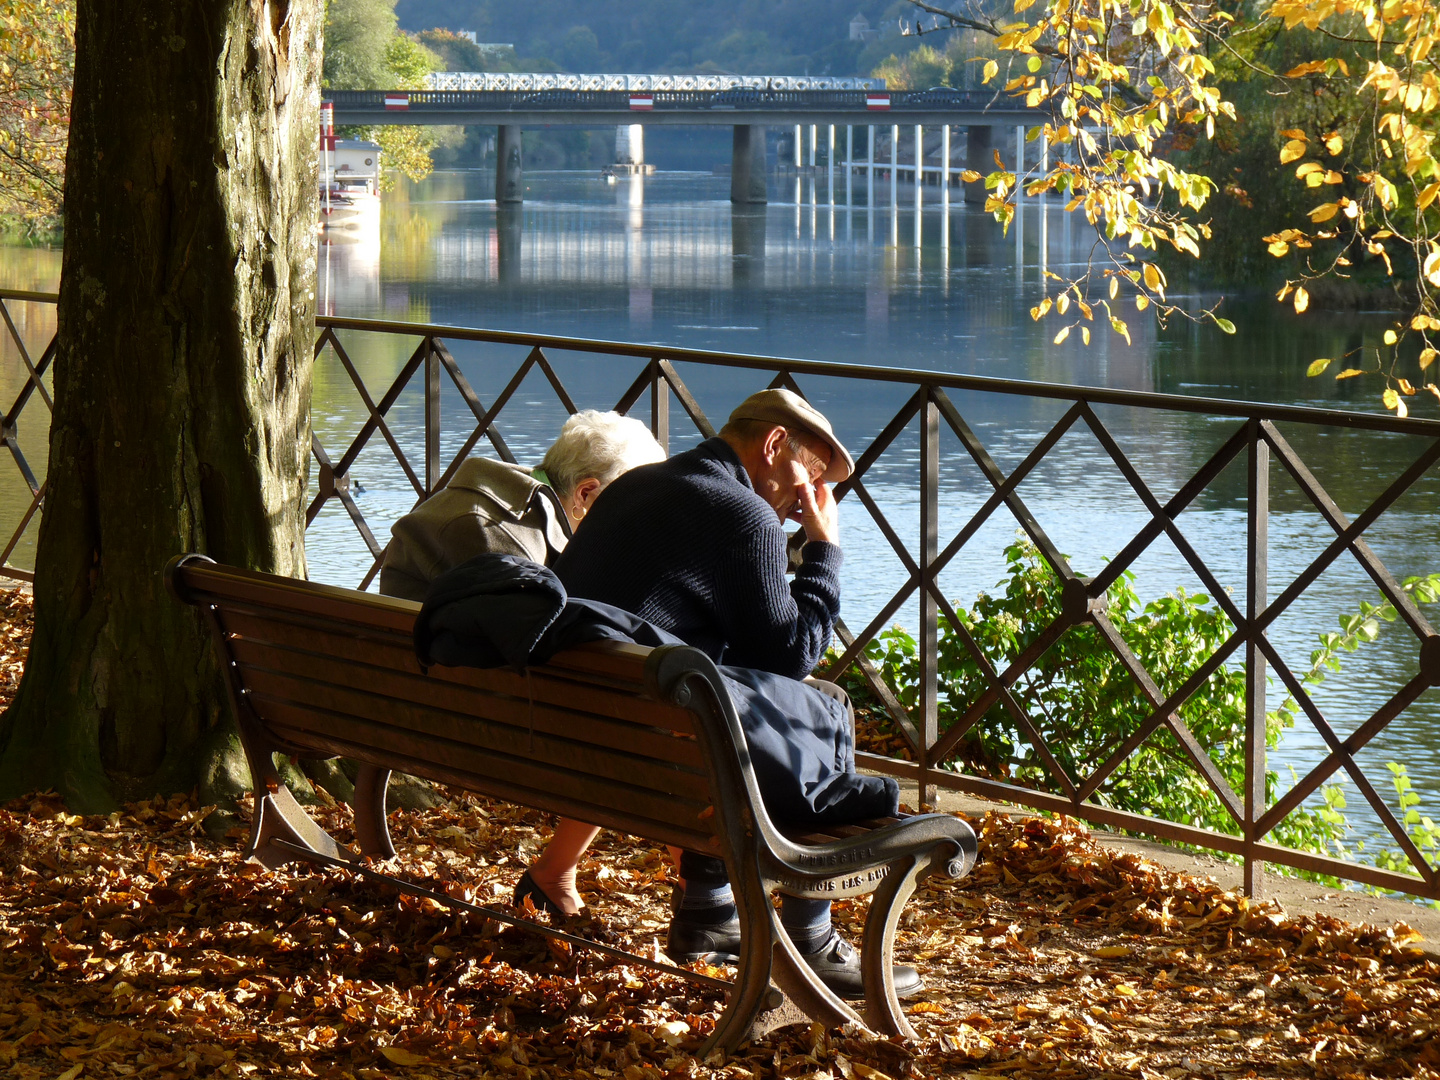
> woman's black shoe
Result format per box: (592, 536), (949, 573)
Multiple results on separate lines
(513, 870), (562, 916)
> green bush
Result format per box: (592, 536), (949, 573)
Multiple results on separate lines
(837, 535), (1440, 888)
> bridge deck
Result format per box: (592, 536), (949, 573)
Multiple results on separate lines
(327, 89), (1044, 128)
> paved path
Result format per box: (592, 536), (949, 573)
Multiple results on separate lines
(887, 777), (1440, 959)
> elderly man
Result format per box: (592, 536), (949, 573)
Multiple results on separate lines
(543, 387), (921, 1000)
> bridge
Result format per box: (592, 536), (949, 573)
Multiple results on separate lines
(324, 81), (1046, 206)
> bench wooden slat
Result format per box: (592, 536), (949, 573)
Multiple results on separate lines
(184, 567), (419, 633)
(249, 691), (711, 828)
(219, 609), (696, 734)
(219, 606), (419, 662)
(227, 638), (705, 768)
(237, 667), (706, 802)
(249, 711), (718, 853)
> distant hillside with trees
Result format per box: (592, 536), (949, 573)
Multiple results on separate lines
(394, 0), (919, 76)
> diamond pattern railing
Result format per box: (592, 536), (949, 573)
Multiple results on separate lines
(4, 289), (1440, 900)
(0, 290), (56, 583)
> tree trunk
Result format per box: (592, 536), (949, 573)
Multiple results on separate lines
(0, 0), (322, 812)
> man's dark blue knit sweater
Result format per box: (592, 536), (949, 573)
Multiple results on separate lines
(553, 436), (842, 681)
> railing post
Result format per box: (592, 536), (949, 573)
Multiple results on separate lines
(1245, 421), (1269, 896)
(918, 389), (940, 807)
(425, 337), (440, 494)
(650, 358), (669, 452)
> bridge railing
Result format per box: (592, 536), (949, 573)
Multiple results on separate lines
(323, 88), (1029, 114)
(3, 287), (1439, 901)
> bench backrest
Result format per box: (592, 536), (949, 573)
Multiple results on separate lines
(169, 558), (723, 856)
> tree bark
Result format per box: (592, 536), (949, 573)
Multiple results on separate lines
(0, 0), (322, 811)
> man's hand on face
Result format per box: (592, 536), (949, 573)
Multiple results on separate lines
(797, 476), (839, 545)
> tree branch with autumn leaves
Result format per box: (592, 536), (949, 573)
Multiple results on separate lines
(0, 0), (74, 232)
(904, 0), (1440, 412)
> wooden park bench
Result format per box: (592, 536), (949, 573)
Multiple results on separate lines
(165, 554), (977, 1056)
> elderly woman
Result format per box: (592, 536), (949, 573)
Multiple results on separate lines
(379, 409), (664, 600)
(380, 411), (663, 918)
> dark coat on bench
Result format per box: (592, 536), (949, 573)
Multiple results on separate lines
(415, 553), (899, 827)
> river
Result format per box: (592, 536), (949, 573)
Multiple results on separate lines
(2, 167), (1437, 867)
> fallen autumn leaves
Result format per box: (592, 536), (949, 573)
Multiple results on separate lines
(1, 588), (1438, 1079)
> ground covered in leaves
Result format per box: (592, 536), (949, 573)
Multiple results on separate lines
(1, 791), (1437, 1080)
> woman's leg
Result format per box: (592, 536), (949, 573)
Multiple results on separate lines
(526, 818), (601, 915)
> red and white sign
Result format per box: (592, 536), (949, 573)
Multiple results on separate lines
(866, 93), (891, 110)
(320, 101), (336, 150)
(629, 94), (653, 111)
(385, 93), (410, 111)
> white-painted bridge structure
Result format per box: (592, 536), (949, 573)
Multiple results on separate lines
(327, 73), (1047, 206)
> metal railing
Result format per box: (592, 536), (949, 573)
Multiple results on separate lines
(3, 287), (1439, 900)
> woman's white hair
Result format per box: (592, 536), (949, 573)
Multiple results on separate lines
(541, 410), (666, 499)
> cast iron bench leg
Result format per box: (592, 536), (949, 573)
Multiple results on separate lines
(767, 905), (868, 1033)
(860, 849), (944, 1038)
(233, 704), (353, 870)
(352, 765), (397, 858)
(700, 866), (868, 1055)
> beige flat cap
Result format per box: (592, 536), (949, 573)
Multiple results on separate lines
(728, 388), (854, 483)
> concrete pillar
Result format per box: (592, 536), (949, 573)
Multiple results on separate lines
(809, 124), (817, 167)
(1015, 125), (1025, 203)
(866, 125), (874, 208)
(914, 124), (923, 199)
(942, 125), (951, 195)
(964, 125), (992, 204)
(1015, 125), (1025, 265)
(615, 124), (644, 165)
(794, 124), (802, 168)
(828, 125), (835, 204)
(1039, 130), (1049, 274)
(497, 124), (523, 204)
(846, 125), (853, 205)
(890, 124), (899, 211)
(730, 124), (767, 204)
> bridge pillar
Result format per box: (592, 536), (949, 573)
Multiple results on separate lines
(730, 125), (767, 204)
(964, 125), (993, 204)
(497, 125), (523, 204)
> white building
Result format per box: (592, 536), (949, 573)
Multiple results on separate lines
(323, 139), (380, 195)
(849, 13), (879, 42)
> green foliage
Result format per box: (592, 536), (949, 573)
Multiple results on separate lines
(396, 0), (885, 76)
(839, 536), (1440, 879)
(323, 0), (399, 91)
(325, 1), (452, 186)
(872, 44), (952, 89)
(559, 26), (602, 72)
(384, 32), (441, 88)
(870, 31), (999, 89)
(1370, 764), (1440, 896)
(1164, 21), (1402, 296)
